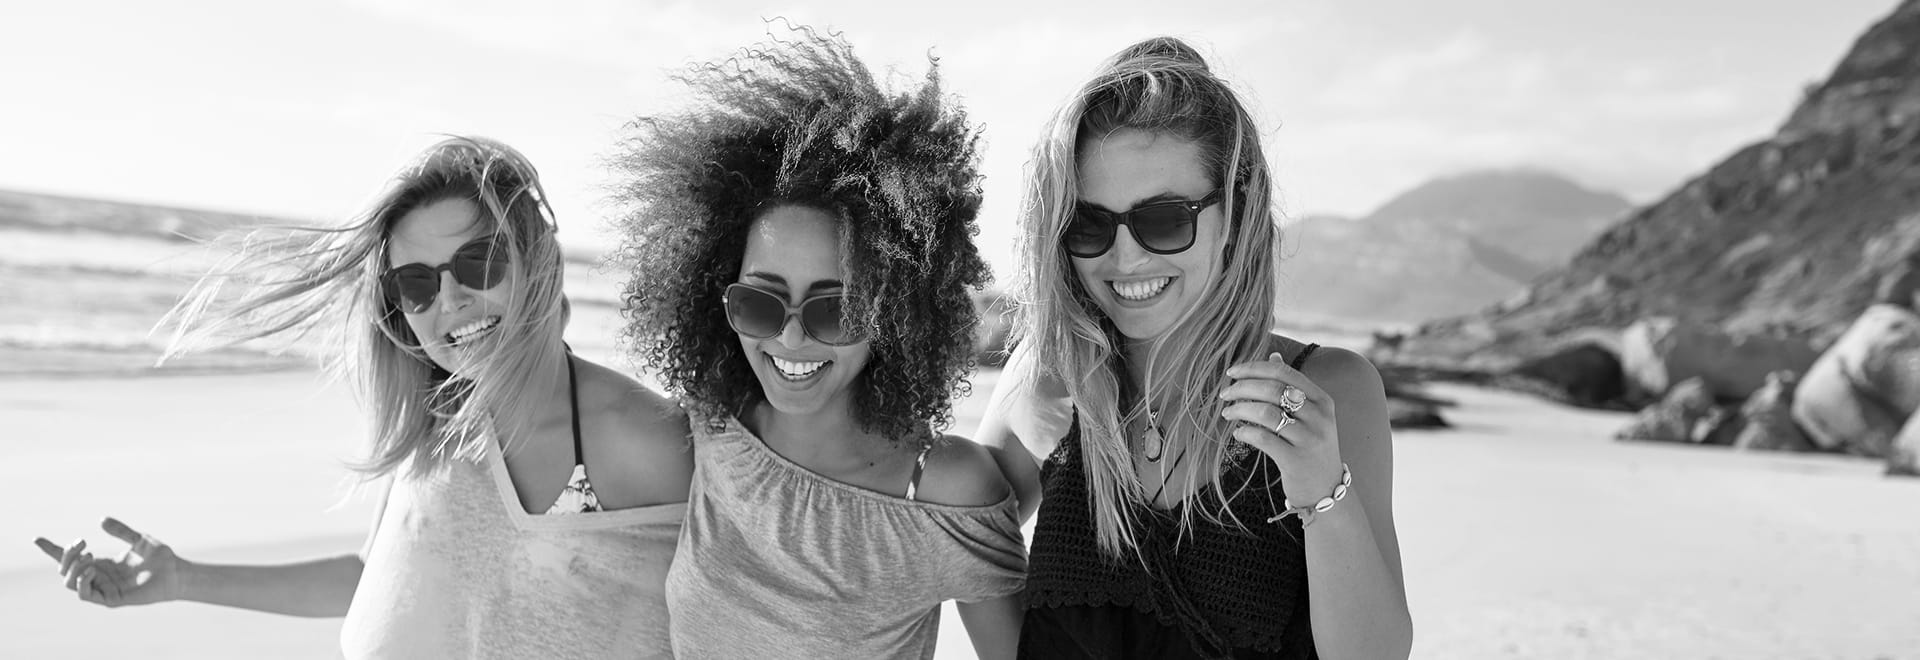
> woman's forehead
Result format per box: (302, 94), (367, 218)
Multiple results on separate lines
(388, 198), (486, 264)
(740, 204), (845, 285)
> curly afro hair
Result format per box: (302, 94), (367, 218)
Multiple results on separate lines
(609, 26), (990, 443)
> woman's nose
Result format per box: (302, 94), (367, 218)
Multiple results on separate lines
(437, 270), (474, 311)
(1107, 224), (1153, 270)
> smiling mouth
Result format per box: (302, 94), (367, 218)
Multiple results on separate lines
(444, 316), (502, 346)
(766, 353), (830, 381)
(1110, 277), (1174, 301)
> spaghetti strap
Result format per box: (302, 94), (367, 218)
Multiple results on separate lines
(1289, 343), (1319, 371)
(904, 444), (933, 502)
(566, 352), (583, 466)
(544, 350), (604, 515)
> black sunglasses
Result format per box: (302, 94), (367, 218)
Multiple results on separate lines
(1064, 189), (1223, 258)
(722, 282), (862, 346)
(381, 235), (511, 314)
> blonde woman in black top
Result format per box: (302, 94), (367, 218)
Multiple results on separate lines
(978, 38), (1412, 659)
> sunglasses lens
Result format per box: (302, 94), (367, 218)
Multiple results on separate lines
(1131, 206), (1197, 253)
(725, 285), (787, 339)
(384, 266), (440, 314)
(1064, 209), (1116, 257)
(800, 295), (855, 345)
(451, 239), (511, 291)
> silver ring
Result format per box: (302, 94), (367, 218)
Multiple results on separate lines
(1279, 385), (1307, 413)
(1272, 412), (1295, 433)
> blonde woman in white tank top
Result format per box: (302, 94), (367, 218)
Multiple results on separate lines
(33, 137), (693, 659)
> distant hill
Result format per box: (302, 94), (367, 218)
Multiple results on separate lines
(1280, 169), (1631, 325)
(0, 188), (287, 242)
(1406, 0), (1920, 367)
(0, 188), (607, 265)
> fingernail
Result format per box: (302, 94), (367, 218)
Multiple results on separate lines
(1269, 352), (1283, 361)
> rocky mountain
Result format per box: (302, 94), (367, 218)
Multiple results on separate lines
(1404, 0), (1920, 369)
(1280, 169), (1631, 325)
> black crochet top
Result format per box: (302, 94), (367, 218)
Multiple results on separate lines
(1018, 344), (1320, 660)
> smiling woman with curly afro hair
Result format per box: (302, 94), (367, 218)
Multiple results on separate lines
(610, 26), (989, 444)
(607, 26), (1026, 659)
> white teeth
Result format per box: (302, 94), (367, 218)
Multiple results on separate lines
(770, 355), (827, 379)
(1111, 277), (1172, 301)
(447, 316), (501, 344)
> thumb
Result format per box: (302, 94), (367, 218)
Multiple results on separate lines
(100, 518), (147, 547)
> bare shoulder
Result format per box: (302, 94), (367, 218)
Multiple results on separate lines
(1297, 344), (1386, 405)
(572, 357), (694, 504)
(911, 434), (1014, 507)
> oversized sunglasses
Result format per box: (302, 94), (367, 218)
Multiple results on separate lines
(722, 282), (862, 346)
(380, 235), (511, 314)
(1063, 189), (1223, 258)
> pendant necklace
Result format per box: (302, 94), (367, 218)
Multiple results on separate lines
(1141, 408), (1165, 463)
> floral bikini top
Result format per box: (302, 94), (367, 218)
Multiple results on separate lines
(545, 353), (604, 515)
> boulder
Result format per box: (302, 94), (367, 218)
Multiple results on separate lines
(1620, 317), (1820, 401)
(1387, 397), (1448, 429)
(1889, 411), (1920, 476)
(1792, 304), (1920, 456)
(1732, 370), (1815, 452)
(1617, 377), (1720, 443)
(1875, 258), (1920, 309)
(1511, 342), (1626, 408)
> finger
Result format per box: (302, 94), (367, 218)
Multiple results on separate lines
(1224, 353), (1330, 396)
(59, 540), (87, 577)
(1219, 378), (1291, 405)
(65, 557), (93, 591)
(1224, 352), (1302, 379)
(100, 518), (144, 547)
(1231, 423), (1290, 453)
(33, 538), (63, 562)
(1223, 366), (1324, 401)
(1220, 400), (1294, 434)
(78, 566), (99, 602)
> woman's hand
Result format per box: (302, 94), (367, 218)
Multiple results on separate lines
(34, 518), (181, 608)
(1219, 352), (1346, 505)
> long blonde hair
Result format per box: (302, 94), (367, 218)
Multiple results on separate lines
(1010, 37), (1282, 560)
(161, 136), (570, 478)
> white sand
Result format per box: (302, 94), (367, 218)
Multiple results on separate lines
(4, 371), (1916, 659)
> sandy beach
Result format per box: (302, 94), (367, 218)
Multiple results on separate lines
(4, 363), (1917, 659)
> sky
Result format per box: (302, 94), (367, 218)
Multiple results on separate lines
(0, 0), (1902, 278)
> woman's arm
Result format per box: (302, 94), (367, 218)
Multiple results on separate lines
(918, 438), (1030, 660)
(955, 594), (1023, 660)
(38, 482), (391, 618)
(973, 344), (1070, 523)
(1222, 347), (1412, 660)
(171, 554), (366, 617)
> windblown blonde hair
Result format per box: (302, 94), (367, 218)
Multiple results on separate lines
(1009, 37), (1282, 561)
(161, 136), (570, 479)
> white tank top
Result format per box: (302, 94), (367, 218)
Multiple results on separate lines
(341, 442), (683, 659)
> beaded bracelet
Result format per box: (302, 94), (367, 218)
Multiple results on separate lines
(1267, 463), (1352, 527)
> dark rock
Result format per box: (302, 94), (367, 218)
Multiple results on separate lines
(1733, 370), (1816, 452)
(1889, 411), (1920, 476)
(1387, 397), (1448, 429)
(1875, 257), (1920, 309)
(1617, 377), (1720, 443)
(1511, 342), (1626, 408)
